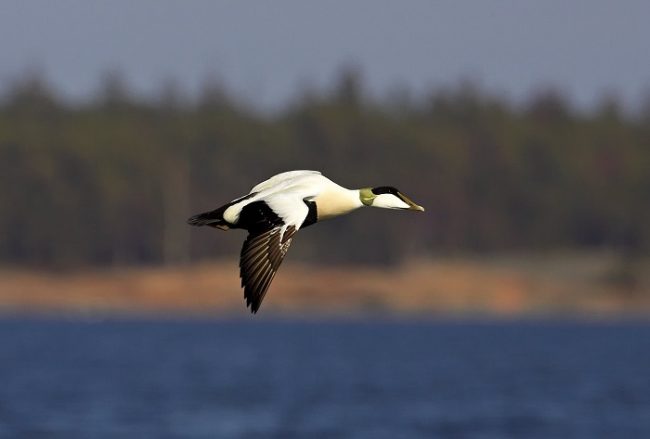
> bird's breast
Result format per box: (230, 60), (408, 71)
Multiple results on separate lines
(313, 189), (358, 220)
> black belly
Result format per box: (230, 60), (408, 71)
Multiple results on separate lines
(238, 201), (284, 233)
(238, 199), (318, 233)
(301, 200), (318, 229)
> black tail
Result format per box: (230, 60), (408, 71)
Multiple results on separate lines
(187, 205), (230, 228)
(188, 193), (257, 228)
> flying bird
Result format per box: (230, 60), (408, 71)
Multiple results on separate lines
(187, 170), (424, 313)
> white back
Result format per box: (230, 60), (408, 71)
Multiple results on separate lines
(250, 170), (321, 193)
(224, 171), (331, 227)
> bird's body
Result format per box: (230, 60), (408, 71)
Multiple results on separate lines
(188, 170), (424, 313)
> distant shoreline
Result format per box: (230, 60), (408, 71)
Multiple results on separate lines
(1, 254), (648, 317)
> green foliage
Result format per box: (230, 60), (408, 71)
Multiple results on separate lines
(0, 73), (648, 268)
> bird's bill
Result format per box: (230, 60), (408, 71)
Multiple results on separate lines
(398, 192), (425, 212)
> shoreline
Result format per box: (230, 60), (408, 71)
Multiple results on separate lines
(0, 254), (648, 317)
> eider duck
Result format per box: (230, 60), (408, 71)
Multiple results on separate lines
(187, 170), (424, 313)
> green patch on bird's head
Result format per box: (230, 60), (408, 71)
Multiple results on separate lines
(359, 187), (375, 206)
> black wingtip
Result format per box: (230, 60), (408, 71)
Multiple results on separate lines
(246, 298), (260, 314)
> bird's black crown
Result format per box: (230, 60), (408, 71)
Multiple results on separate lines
(371, 186), (400, 196)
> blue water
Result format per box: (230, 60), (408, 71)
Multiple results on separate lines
(0, 318), (649, 438)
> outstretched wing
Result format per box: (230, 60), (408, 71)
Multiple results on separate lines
(239, 225), (297, 313)
(237, 184), (319, 313)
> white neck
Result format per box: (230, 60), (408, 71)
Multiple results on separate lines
(313, 186), (363, 220)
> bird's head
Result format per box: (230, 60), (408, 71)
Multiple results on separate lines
(359, 186), (425, 212)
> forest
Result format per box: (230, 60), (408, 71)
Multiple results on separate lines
(1, 70), (648, 268)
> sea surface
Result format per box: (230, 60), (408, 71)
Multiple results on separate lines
(0, 318), (649, 438)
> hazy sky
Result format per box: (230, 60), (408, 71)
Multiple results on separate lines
(1, 1), (649, 110)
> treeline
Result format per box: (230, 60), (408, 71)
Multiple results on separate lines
(1, 71), (649, 268)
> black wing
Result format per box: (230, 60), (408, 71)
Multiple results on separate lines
(239, 225), (296, 313)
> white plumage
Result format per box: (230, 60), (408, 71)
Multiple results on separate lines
(188, 170), (424, 313)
